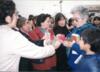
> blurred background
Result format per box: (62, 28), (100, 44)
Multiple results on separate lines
(13, 0), (100, 18)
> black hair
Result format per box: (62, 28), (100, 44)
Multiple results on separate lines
(54, 13), (67, 27)
(68, 18), (74, 26)
(93, 16), (100, 21)
(89, 13), (95, 18)
(36, 14), (51, 27)
(81, 28), (100, 54)
(28, 15), (34, 21)
(0, 0), (16, 25)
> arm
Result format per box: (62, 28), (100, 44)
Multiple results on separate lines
(10, 31), (55, 59)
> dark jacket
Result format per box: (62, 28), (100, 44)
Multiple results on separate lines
(53, 26), (70, 71)
(74, 54), (100, 72)
(53, 26), (68, 36)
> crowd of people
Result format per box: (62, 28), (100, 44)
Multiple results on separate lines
(0, 0), (100, 72)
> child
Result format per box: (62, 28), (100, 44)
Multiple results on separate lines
(74, 28), (100, 72)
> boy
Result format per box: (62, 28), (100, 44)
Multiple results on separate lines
(74, 28), (100, 72)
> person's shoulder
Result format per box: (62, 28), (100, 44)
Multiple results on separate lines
(0, 25), (20, 36)
(79, 23), (95, 32)
(81, 55), (96, 67)
(84, 54), (99, 62)
(85, 23), (95, 28)
(11, 29), (24, 38)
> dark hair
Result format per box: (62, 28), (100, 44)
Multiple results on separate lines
(28, 15), (34, 21)
(81, 28), (100, 53)
(54, 13), (67, 27)
(36, 14), (51, 27)
(68, 18), (74, 26)
(17, 17), (26, 28)
(93, 16), (100, 21)
(0, 0), (16, 25)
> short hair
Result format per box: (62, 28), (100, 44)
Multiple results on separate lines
(36, 14), (51, 27)
(71, 6), (89, 19)
(0, 0), (16, 25)
(68, 18), (75, 26)
(17, 17), (26, 28)
(81, 28), (100, 54)
(93, 16), (100, 21)
(55, 13), (67, 27)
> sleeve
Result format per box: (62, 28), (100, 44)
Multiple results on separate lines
(10, 31), (55, 59)
(71, 43), (85, 54)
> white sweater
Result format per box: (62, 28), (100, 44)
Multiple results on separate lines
(0, 25), (55, 71)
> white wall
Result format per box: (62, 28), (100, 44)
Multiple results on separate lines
(13, 0), (100, 18)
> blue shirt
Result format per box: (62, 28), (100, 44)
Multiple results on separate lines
(74, 54), (100, 72)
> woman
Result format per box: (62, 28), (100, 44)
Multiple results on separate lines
(0, 0), (60, 71)
(29, 14), (57, 71)
(53, 13), (70, 71)
(17, 17), (34, 71)
(53, 13), (68, 36)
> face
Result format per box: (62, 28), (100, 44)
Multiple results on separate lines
(22, 20), (33, 32)
(72, 19), (77, 27)
(78, 37), (90, 51)
(93, 19), (100, 26)
(58, 17), (66, 27)
(72, 13), (84, 28)
(41, 17), (51, 29)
